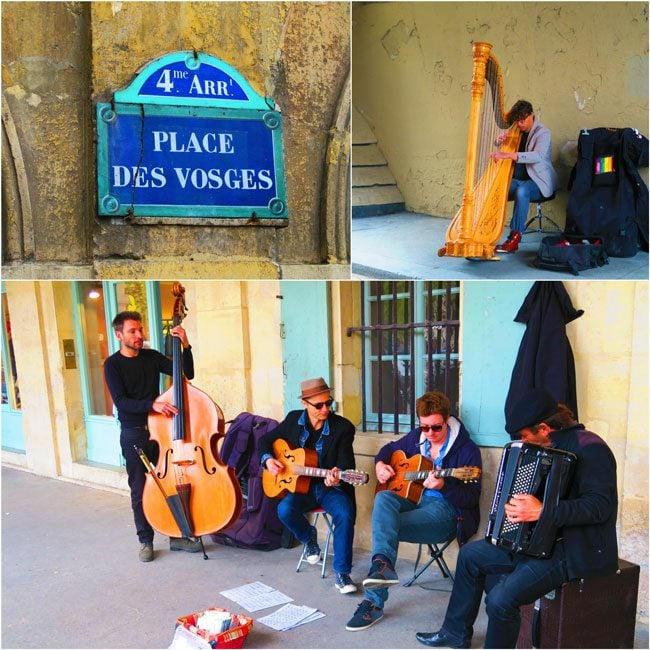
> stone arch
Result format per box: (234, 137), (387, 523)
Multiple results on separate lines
(320, 70), (350, 264)
(1, 94), (35, 261)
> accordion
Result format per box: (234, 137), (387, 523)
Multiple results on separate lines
(486, 441), (576, 558)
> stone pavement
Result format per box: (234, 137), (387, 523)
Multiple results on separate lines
(3, 467), (647, 649)
(1, 467), (479, 649)
(352, 213), (649, 280)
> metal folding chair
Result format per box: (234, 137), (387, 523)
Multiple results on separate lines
(295, 507), (334, 578)
(403, 537), (455, 588)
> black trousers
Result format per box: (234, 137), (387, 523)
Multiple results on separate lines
(120, 426), (159, 544)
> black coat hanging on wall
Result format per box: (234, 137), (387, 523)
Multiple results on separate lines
(504, 282), (584, 436)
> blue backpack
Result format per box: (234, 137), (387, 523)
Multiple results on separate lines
(211, 412), (286, 551)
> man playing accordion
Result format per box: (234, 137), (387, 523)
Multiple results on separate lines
(415, 388), (618, 649)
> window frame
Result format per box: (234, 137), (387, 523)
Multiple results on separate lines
(353, 281), (461, 434)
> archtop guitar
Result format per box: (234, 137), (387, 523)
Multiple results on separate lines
(375, 450), (481, 504)
(262, 439), (369, 498)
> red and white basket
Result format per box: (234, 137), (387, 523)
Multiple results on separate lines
(176, 607), (253, 648)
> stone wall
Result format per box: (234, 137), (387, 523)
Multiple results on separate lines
(2, 1), (350, 278)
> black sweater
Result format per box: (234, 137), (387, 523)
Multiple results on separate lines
(550, 425), (619, 580)
(103, 347), (194, 427)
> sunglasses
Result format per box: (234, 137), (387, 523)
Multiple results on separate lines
(419, 423), (445, 433)
(305, 398), (334, 410)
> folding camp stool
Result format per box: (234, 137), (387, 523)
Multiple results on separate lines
(403, 537), (455, 589)
(295, 507), (334, 578)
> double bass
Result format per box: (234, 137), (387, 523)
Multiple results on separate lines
(142, 283), (242, 541)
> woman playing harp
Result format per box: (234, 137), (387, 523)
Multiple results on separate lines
(492, 100), (559, 254)
(438, 43), (557, 260)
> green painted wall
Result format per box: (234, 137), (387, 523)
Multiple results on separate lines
(461, 281), (533, 446)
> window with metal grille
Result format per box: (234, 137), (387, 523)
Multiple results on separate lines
(347, 281), (460, 433)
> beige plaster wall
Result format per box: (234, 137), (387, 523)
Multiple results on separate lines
(5, 283), (61, 477)
(352, 2), (649, 224)
(185, 281), (285, 423)
(566, 280), (649, 587)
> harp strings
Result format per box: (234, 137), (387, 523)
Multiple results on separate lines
(472, 56), (509, 226)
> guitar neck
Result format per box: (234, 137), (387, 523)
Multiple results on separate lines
(293, 465), (330, 479)
(404, 467), (454, 482)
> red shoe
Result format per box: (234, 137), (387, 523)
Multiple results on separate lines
(495, 230), (522, 254)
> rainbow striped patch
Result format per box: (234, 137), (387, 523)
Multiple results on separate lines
(595, 156), (615, 175)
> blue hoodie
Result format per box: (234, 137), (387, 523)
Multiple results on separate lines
(374, 416), (482, 545)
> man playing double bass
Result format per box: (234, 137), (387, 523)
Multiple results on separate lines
(103, 311), (201, 562)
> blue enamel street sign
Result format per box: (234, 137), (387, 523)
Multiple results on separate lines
(96, 51), (287, 220)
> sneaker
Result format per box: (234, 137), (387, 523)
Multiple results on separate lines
(305, 527), (321, 564)
(169, 537), (202, 553)
(362, 558), (399, 589)
(336, 572), (358, 594)
(345, 599), (384, 631)
(139, 542), (154, 562)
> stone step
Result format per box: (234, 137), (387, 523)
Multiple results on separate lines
(352, 106), (377, 145)
(352, 143), (387, 166)
(352, 165), (396, 188)
(352, 185), (405, 207)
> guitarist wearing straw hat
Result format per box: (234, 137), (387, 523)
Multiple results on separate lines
(346, 391), (482, 632)
(259, 377), (359, 595)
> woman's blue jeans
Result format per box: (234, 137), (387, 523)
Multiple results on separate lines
(508, 179), (544, 233)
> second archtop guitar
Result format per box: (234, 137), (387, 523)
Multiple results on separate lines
(262, 439), (369, 498)
(376, 450), (481, 504)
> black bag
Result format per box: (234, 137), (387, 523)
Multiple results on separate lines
(565, 127), (648, 257)
(211, 412), (287, 551)
(534, 235), (609, 276)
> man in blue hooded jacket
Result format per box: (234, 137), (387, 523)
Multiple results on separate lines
(346, 391), (482, 631)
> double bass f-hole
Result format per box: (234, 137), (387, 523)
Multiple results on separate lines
(156, 447), (173, 479)
(194, 445), (217, 475)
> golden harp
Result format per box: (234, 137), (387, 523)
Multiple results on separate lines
(438, 42), (521, 260)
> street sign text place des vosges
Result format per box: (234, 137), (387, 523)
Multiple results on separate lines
(96, 51), (287, 222)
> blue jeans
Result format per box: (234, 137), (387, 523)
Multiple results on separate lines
(366, 491), (457, 609)
(276, 482), (355, 574)
(439, 539), (569, 648)
(508, 179), (544, 233)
